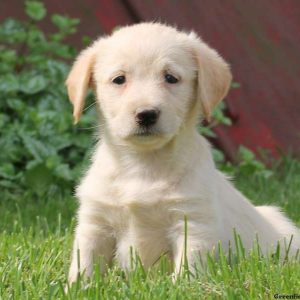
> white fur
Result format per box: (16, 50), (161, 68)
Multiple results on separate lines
(66, 23), (300, 283)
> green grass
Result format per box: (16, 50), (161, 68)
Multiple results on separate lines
(1, 158), (300, 299)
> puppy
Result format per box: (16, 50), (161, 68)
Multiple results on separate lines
(66, 23), (300, 282)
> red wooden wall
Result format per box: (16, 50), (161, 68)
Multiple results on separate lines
(1, 0), (300, 160)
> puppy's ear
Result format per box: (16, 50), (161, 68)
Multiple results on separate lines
(189, 32), (232, 122)
(65, 44), (98, 124)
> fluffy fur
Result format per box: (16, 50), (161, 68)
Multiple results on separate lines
(66, 23), (300, 283)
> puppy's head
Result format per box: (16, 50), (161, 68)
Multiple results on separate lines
(66, 23), (232, 150)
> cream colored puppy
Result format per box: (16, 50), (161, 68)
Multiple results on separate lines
(66, 23), (300, 283)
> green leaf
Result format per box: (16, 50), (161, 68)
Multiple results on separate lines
(82, 35), (92, 46)
(238, 146), (255, 162)
(112, 26), (122, 33)
(54, 164), (73, 181)
(22, 135), (53, 160)
(212, 148), (225, 164)
(0, 163), (16, 179)
(7, 98), (25, 112)
(260, 170), (274, 179)
(50, 43), (76, 59)
(231, 82), (241, 89)
(0, 114), (10, 129)
(46, 60), (69, 79)
(198, 126), (216, 138)
(219, 162), (235, 175)
(0, 74), (19, 93)
(24, 163), (53, 194)
(50, 136), (72, 150)
(0, 49), (17, 64)
(25, 1), (46, 21)
(222, 117), (232, 126)
(0, 19), (26, 43)
(27, 27), (46, 45)
(19, 74), (47, 94)
(46, 155), (61, 169)
(51, 14), (79, 31)
(0, 179), (19, 189)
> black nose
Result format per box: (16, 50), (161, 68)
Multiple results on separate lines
(135, 109), (160, 127)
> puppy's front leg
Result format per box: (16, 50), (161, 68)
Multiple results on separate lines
(68, 222), (115, 284)
(172, 224), (213, 277)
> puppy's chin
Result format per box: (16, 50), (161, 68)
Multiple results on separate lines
(122, 131), (173, 151)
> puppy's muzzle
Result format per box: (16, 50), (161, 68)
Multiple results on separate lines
(135, 108), (160, 127)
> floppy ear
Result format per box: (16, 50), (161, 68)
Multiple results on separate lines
(189, 33), (232, 122)
(65, 45), (97, 124)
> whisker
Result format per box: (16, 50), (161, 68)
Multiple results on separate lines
(77, 124), (103, 130)
(83, 101), (97, 112)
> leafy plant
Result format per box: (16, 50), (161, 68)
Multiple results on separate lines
(198, 83), (238, 165)
(220, 146), (273, 179)
(0, 1), (96, 196)
(236, 146), (273, 178)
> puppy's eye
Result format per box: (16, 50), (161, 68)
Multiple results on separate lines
(165, 74), (179, 84)
(112, 75), (126, 85)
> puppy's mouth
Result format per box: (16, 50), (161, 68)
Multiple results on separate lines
(124, 127), (172, 150)
(133, 127), (160, 138)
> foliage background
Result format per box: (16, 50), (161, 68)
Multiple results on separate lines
(0, 2), (98, 198)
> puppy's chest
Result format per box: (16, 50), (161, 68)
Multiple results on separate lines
(86, 177), (172, 226)
(110, 176), (172, 205)
(95, 175), (208, 227)
(88, 194), (176, 234)
(80, 168), (212, 228)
